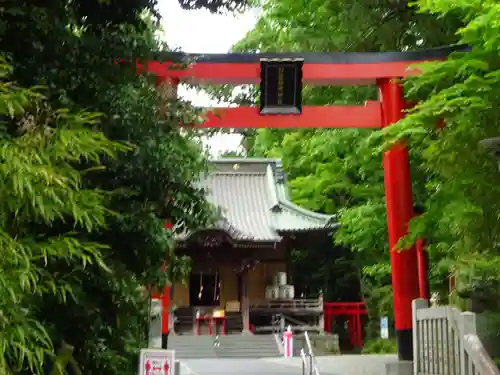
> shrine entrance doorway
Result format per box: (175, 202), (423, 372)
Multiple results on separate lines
(189, 273), (220, 307)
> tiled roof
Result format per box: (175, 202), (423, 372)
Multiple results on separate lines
(178, 158), (338, 243)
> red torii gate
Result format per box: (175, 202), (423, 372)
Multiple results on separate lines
(136, 45), (465, 360)
(324, 302), (368, 348)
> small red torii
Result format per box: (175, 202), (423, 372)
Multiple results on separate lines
(132, 45), (467, 361)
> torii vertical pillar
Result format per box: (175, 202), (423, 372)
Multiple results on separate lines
(160, 267), (171, 349)
(157, 78), (180, 349)
(378, 78), (420, 361)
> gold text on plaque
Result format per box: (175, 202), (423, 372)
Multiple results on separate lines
(277, 67), (284, 105)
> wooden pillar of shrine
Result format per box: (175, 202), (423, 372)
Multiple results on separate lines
(240, 269), (250, 333)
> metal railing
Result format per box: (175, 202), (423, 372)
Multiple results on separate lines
(270, 312), (322, 374)
(250, 299), (323, 312)
(266, 313), (321, 333)
(271, 314), (285, 354)
(413, 298), (500, 375)
(301, 331), (320, 375)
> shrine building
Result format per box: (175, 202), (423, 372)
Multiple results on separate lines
(170, 157), (338, 335)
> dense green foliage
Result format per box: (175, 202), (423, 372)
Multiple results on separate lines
(2, 0), (500, 369)
(1, 1), (218, 374)
(0, 58), (121, 374)
(361, 339), (397, 354)
(374, 1), (500, 313)
(177, 0), (247, 12)
(220, 0), (500, 340)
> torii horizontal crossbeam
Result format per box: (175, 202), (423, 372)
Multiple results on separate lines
(199, 102), (381, 129)
(137, 45), (468, 85)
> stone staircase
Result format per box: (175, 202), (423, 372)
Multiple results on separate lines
(217, 334), (282, 358)
(173, 307), (195, 335)
(168, 335), (217, 358)
(168, 334), (281, 359)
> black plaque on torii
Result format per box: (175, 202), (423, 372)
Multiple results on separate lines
(259, 58), (303, 115)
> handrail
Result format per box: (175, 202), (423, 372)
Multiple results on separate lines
(271, 313), (321, 375)
(271, 313), (320, 332)
(464, 334), (500, 375)
(285, 314), (310, 327)
(300, 348), (308, 375)
(253, 325), (321, 333)
(304, 331), (320, 375)
(302, 331), (320, 375)
(413, 298), (500, 375)
(274, 332), (284, 355)
(271, 314), (285, 355)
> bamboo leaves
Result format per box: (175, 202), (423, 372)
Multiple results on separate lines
(0, 58), (120, 374)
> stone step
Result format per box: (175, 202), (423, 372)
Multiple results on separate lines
(217, 342), (278, 346)
(170, 344), (279, 351)
(168, 334), (281, 359)
(217, 342), (278, 347)
(170, 335), (286, 342)
(218, 336), (276, 344)
(215, 352), (280, 358)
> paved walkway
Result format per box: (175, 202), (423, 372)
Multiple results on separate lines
(180, 355), (397, 375)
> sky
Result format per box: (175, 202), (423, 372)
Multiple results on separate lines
(157, 1), (260, 157)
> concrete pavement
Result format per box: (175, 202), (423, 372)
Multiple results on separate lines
(180, 355), (397, 375)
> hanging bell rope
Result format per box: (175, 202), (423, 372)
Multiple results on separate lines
(198, 272), (204, 300)
(214, 270), (220, 302)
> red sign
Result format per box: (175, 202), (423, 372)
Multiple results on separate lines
(144, 358), (169, 375)
(139, 349), (174, 375)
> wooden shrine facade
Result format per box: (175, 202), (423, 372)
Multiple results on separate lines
(168, 158), (337, 335)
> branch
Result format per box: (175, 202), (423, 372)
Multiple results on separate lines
(342, 5), (411, 52)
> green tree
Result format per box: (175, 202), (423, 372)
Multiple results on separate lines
(217, 0), (463, 325)
(0, 58), (121, 374)
(370, 0), (500, 313)
(227, 0), (500, 350)
(1, 2), (216, 374)
(219, 150), (246, 157)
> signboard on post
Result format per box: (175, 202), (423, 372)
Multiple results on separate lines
(380, 316), (389, 339)
(138, 349), (175, 375)
(149, 299), (162, 348)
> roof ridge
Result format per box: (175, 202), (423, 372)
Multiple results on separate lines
(278, 199), (337, 222)
(210, 157), (282, 164)
(217, 217), (255, 241)
(270, 168), (337, 223)
(265, 164), (280, 209)
(212, 171), (266, 175)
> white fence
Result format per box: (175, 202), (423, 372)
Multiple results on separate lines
(412, 298), (500, 375)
